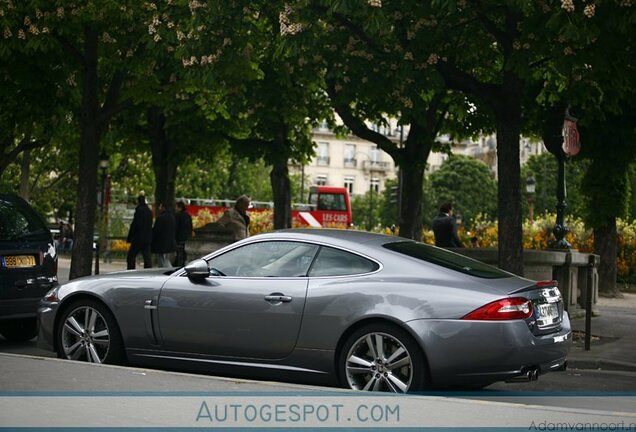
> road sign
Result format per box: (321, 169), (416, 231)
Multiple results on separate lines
(562, 117), (580, 156)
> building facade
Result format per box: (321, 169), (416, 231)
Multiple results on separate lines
(292, 124), (548, 198)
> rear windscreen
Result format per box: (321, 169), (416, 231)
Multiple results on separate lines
(382, 241), (511, 279)
(0, 197), (50, 241)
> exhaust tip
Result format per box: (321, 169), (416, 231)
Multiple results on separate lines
(531, 368), (539, 381)
(505, 367), (540, 383)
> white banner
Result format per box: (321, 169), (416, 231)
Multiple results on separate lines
(1, 393), (635, 429)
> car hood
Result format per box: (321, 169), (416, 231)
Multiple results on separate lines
(61, 268), (176, 286)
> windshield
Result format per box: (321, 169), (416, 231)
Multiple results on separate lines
(382, 241), (511, 279)
(310, 193), (347, 211)
(0, 196), (50, 241)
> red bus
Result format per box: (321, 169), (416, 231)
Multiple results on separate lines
(183, 186), (352, 228)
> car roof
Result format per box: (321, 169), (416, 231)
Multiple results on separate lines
(257, 228), (404, 249)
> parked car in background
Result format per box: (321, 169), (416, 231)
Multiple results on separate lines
(0, 193), (58, 341)
(38, 229), (570, 392)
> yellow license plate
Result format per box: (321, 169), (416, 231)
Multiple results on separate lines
(3, 255), (36, 268)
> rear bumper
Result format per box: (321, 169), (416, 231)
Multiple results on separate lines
(0, 298), (43, 320)
(406, 312), (572, 387)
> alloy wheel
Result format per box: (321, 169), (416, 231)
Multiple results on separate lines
(60, 306), (110, 363)
(345, 332), (413, 392)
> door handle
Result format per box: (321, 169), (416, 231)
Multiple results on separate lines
(264, 295), (292, 303)
(144, 299), (157, 310)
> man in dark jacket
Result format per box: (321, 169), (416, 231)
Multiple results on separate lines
(151, 202), (177, 267)
(174, 200), (193, 267)
(126, 194), (153, 269)
(432, 202), (464, 248)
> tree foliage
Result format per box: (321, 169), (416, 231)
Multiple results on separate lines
(424, 155), (497, 228)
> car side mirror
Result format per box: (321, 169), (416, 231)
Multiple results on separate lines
(184, 259), (210, 279)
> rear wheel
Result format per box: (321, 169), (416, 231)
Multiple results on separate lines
(339, 323), (427, 393)
(0, 318), (37, 342)
(56, 299), (125, 365)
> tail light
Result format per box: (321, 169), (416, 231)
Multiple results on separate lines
(462, 297), (533, 321)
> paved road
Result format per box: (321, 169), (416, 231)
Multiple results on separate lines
(1, 353), (635, 429)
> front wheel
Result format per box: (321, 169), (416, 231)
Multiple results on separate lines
(339, 323), (428, 393)
(56, 299), (125, 365)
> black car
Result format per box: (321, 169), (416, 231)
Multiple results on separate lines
(0, 193), (57, 341)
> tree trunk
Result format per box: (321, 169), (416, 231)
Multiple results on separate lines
(494, 79), (524, 276)
(398, 126), (432, 240)
(594, 221), (619, 297)
(19, 149), (30, 200)
(148, 107), (177, 213)
(271, 155), (292, 229)
(69, 29), (101, 280)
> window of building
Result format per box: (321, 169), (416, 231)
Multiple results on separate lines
(344, 144), (356, 167)
(315, 175), (328, 186)
(370, 177), (380, 193)
(317, 142), (330, 166)
(344, 176), (354, 194)
(370, 145), (381, 163)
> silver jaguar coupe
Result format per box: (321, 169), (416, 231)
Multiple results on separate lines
(38, 229), (571, 392)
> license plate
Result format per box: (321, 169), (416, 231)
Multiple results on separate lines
(536, 302), (560, 327)
(2, 255), (36, 268)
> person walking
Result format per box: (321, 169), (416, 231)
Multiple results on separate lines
(217, 195), (251, 241)
(151, 202), (177, 267)
(432, 202), (464, 248)
(174, 200), (193, 267)
(126, 194), (153, 269)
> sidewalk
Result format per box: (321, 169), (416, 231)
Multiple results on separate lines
(567, 293), (636, 372)
(57, 257), (636, 372)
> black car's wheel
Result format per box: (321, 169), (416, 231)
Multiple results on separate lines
(0, 318), (38, 342)
(339, 323), (428, 393)
(56, 299), (125, 365)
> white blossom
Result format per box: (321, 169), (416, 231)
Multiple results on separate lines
(561, 0), (575, 12)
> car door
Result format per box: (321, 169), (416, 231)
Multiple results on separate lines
(157, 240), (319, 360)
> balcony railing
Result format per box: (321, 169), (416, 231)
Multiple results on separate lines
(363, 160), (391, 171)
(343, 158), (357, 168)
(316, 156), (330, 166)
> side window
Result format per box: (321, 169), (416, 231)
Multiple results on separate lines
(308, 247), (379, 277)
(207, 241), (319, 277)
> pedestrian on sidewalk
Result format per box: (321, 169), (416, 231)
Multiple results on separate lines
(174, 200), (193, 267)
(152, 202), (177, 268)
(126, 194), (153, 269)
(217, 195), (251, 242)
(432, 202), (464, 248)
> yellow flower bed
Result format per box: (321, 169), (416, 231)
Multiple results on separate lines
(110, 239), (130, 252)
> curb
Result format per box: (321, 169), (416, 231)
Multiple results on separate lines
(567, 357), (636, 373)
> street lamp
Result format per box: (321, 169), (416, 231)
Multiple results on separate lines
(526, 175), (536, 224)
(98, 152), (109, 214)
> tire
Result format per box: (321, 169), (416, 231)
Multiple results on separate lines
(0, 318), (38, 342)
(339, 322), (428, 393)
(56, 299), (125, 365)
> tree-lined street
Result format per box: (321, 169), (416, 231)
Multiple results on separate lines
(1, 1), (634, 293)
